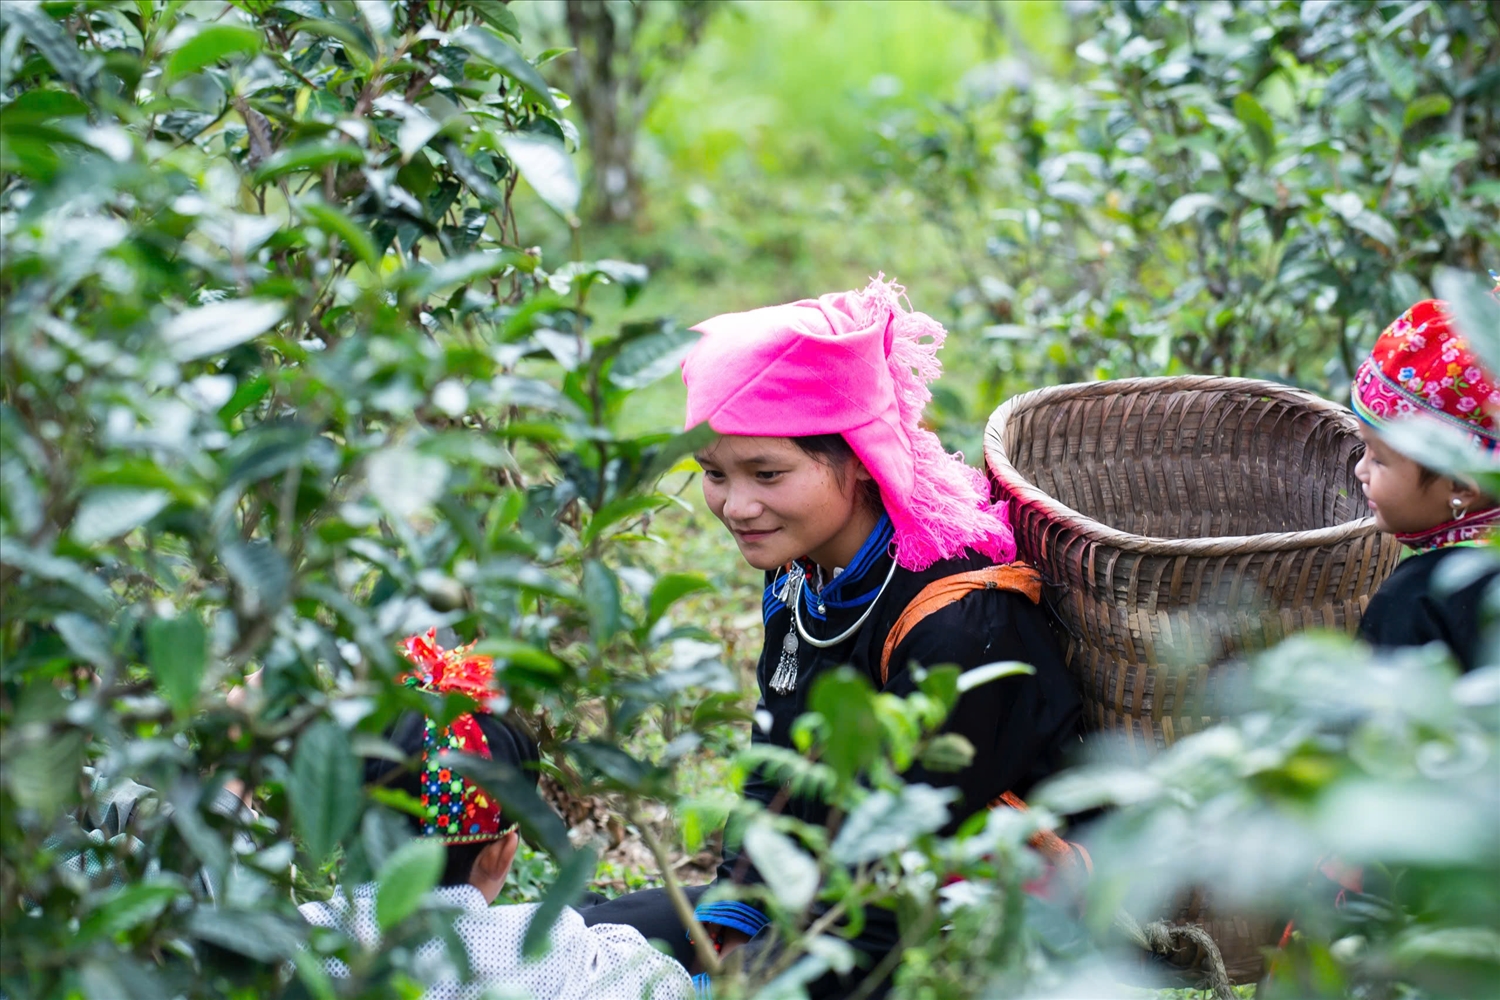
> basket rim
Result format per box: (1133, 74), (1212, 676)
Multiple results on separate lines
(984, 375), (1380, 556)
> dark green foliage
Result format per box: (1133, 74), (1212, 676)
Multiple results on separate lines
(0, 2), (728, 996)
(877, 0), (1499, 406)
(2, 3), (1498, 999)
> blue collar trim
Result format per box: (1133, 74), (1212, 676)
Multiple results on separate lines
(762, 514), (893, 623)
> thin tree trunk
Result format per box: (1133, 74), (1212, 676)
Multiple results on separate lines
(565, 0), (637, 223)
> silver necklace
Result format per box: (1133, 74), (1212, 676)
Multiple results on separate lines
(769, 555), (900, 695)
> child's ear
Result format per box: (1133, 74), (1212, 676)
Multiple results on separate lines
(852, 459), (874, 482)
(1452, 478), (1485, 511)
(468, 830), (520, 901)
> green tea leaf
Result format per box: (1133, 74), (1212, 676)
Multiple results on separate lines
(1405, 93), (1452, 129)
(830, 785), (957, 865)
(566, 740), (664, 793)
(582, 493), (668, 544)
(743, 821), (819, 912)
(1233, 92), (1276, 163)
(1434, 267), (1500, 375)
(1, 87), (90, 122)
(290, 720), (362, 865)
(497, 133), (580, 223)
(161, 300), (285, 362)
(915, 664), (960, 713)
(375, 838), (445, 931)
(640, 422), (717, 486)
(646, 573), (714, 628)
(522, 847), (596, 958)
(146, 614), (207, 715)
(187, 909), (304, 963)
(809, 668), (881, 783)
(5, 1), (93, 88)
(367, 446), (448, 520)
(288, 19), (375, 72)
(79, 882), (185, 941)
(221, 540), (292, 616)
(608, 325), (696, 389)
(919, 733), (975, 773)
(470, 0), (522, 41)
(450, 752), (572, 859)
(956, 660), (1035, 693)
(5, 728), (83, 817)
(55, 612), (114, 669)
(582, 558), (621, 643)
(71, 487), (170, 544)
(300, 201), (380, 270)
(165, 25), (261, 82)
(411, 249), (530, 297)
(251, 142), (365, 185)
(451, 26), (559, 114)
(1347, 208), (1399, 248)
(1160, 193), (1219, 228)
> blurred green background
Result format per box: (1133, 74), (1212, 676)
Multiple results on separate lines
(514, 0), (1069, 434)
(515, 0), (1499, 449)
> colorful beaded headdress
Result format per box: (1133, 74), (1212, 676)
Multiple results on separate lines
(1351, 298), (1500, 453)
(399, 628), (508, 844)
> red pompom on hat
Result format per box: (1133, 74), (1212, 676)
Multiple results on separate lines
(1351, 298), (1500, 453)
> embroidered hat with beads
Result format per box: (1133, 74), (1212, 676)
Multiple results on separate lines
(1351, 297), (1500, 453)
(397, 628), (520, 844)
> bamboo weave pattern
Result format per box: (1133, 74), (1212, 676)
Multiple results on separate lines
(985, 376), (1401, 752)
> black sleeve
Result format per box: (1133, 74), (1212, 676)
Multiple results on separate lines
(882, 589), (1080, 829)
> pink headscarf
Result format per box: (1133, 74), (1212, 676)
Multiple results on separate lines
(682, 277), (1016, 571)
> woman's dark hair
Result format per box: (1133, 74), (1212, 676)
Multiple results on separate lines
(365, 709), (541, 886)
(793, 433), (884, 512)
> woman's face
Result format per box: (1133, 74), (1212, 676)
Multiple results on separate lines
(695, 435), (877, 572)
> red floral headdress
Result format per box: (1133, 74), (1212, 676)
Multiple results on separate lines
(399, 628), (507, 844)
(1351, 299), (1500, 453)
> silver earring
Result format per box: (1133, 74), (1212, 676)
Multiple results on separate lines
(1451, 497), (1468, 520)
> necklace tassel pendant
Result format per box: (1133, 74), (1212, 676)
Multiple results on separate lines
(770, 630), (799, 694)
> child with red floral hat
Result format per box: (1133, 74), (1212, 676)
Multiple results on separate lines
(300, 630), (693, 1000)
(1352, 291), (1500, 673)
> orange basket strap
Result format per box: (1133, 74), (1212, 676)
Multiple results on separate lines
(879, 563), (1042, 686)
(989, 789), (1090, 871)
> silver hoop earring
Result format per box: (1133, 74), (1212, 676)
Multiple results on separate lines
(1451, 497), (1468, 520)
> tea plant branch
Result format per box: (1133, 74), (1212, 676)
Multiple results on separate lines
(845, 902), (939, 1000)
(624, 799), (721, 975)
(754, 868), (866, 985)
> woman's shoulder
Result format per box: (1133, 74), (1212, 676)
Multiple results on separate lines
(882, 549), (1049, 641)
(887, 548), (1035, 602)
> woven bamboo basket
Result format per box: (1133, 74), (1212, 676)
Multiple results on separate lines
(984, 376), (1403, 982)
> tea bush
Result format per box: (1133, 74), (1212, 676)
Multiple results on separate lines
(2, 3), (1498, 1000)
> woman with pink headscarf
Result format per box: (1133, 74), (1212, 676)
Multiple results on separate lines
(579, 279), (1081, 998)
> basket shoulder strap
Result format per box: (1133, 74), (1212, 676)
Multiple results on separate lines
(879, 563), (1042, 686)
(990, 790), (1093, 873)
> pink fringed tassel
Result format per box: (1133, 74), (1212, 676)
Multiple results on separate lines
(855, 276), (1017, 571)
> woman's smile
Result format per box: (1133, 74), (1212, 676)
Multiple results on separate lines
(733, 526), (782, 543)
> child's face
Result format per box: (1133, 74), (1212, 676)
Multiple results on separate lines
(696, 435), (876, 572)
(1354, 423), (1458, 534)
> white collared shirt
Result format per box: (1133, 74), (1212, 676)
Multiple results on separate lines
(300, 883), (692, 1000)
